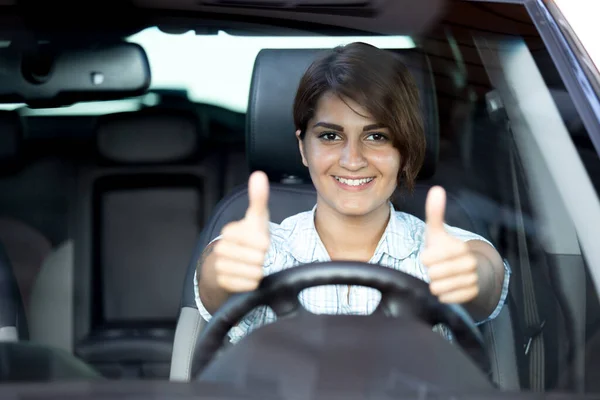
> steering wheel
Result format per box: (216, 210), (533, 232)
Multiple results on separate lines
(190, 261), (488, 379)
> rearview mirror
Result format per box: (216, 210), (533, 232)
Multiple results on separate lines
(0, 42), (151, 107)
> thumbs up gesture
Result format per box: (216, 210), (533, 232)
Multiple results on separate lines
(420, 186), (480, 304)
(212, 171), (271, 293)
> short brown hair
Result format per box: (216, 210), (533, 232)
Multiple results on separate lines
(293, 42), (425, 192)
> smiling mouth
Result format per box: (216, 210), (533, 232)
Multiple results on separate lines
(333, 176), (375, 186)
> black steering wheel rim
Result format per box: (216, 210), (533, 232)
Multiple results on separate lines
(191, 261), (488, 379)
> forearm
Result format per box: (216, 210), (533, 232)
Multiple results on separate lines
(464, 240), (506, 321)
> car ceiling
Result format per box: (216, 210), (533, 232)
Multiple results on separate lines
(0, 0), (448, 36)
(0, 0), (538, 42)
(131, 0), (448, 35)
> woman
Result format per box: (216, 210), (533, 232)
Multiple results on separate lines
(195, 42), (510, 343)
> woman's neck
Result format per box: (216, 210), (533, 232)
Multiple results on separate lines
(314, 200), (391, 262)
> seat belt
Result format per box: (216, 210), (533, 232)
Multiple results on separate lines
(509, 149), (546, 391)
(486, 89), (545, 390)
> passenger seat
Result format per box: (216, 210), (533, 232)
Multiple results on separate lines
(0, 110), (55, 340)
(37, 107), (221, 379)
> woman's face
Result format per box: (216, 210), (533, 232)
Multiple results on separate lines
(297, 92), (401, 218)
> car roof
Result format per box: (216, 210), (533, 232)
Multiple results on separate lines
(0, 0), (535, 38)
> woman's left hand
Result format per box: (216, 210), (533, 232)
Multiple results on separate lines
(420, 186), (480, 304)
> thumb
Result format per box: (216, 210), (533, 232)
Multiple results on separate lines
(245, 170), (270, 224)
(425, 186), (447, 245)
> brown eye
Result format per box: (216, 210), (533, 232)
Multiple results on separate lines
(318, 132), (342, 141)
(366, 133), (389, 142)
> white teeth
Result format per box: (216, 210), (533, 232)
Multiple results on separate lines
(335, 177), (374, 186)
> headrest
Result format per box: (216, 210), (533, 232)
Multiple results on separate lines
(247, 48), (439, 182)
(96, 108), (199, 164)
(0, 111), (21, 163)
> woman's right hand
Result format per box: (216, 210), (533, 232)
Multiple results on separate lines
(211, 171), (271, 292)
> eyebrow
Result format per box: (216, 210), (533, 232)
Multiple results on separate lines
(362, 123), (386, 131)
(313, 122), (344, 131)
(312, 122), (387, 132)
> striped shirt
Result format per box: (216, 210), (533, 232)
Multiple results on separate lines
(194, 203), (511, 343)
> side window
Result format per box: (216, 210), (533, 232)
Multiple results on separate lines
(531, 46), (600, 394)
(481, 36), (600, 393)
(447, 18), (600, 392)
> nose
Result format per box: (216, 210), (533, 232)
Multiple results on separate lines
(339, 140), (368, 171)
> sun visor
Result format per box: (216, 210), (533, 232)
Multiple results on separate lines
(96, 109), (199, 164)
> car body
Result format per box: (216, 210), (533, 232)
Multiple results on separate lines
(0, 0), (598, 398)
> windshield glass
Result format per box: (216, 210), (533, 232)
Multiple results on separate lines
(0, 30), (414, 115)
(0, 0), (599, 396)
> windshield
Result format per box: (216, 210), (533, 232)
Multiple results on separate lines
(0, 30), (414, 115)
(0, 0), (599, 396)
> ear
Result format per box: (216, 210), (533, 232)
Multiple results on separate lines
(296, 130), (308, 167)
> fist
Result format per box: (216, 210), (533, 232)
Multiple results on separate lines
(212, 171), (271, 293)
(421, 186), (480, 304)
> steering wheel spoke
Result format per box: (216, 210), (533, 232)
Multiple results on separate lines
(374, 292), (409, 318)
(266, 292), (304, 318)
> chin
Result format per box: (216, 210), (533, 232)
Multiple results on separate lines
(332, 199), (383, 217)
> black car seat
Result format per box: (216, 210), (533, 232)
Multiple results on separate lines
(0, 111), (78, 347)
(0, 234), (27, 342)
(22, 107), (221, 379)
(0, 111), (30, 341)
(0, 217), (52, 315)
(169, 47), (519, 389)
(72, 107), (224, 379)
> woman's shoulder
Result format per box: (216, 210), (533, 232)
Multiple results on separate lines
(391, 208), (490, 245)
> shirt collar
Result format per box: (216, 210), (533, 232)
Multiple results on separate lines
(287, 202), (418, 264)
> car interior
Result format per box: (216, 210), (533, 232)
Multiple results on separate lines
(0, 0), (599, 396)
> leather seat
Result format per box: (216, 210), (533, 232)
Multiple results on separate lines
(0, 235), (27, 342)
(0, 111), (29, 342)
(67, 108), (221, 379)
(170, 47), (519, 389)
(0, 217), (52, 316)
